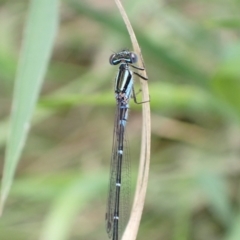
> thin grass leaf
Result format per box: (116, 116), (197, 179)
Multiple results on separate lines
(226, 213), (240, 240)
(198, 171), (232, 227)
(0, 0), (59, 213)
(211, 57), (240, 123)
(39, 172), (106, 240)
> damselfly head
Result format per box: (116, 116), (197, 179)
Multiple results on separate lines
(109, 50), (138, 65)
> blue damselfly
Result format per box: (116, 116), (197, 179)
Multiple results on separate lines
(105, 50), (148, 240)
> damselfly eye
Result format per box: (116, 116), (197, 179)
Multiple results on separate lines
(109, 54), (116, 65)
(130, 53), (138, 63)
(109, 54), (121, 65)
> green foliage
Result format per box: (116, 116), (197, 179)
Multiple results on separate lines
(1, 0), (240, 240)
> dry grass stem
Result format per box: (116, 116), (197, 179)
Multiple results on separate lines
(113, 0), (151, 239)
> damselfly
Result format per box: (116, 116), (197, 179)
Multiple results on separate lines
(105, 50), (148, 240)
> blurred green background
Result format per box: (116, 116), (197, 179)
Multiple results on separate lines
(1, 0), (240, 239)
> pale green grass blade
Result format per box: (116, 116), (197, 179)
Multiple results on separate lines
(226, 214), (240, 240)
(0, 0), (59, 213)
(39, 172), (107, 240)
(198, 170), (232, 227)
